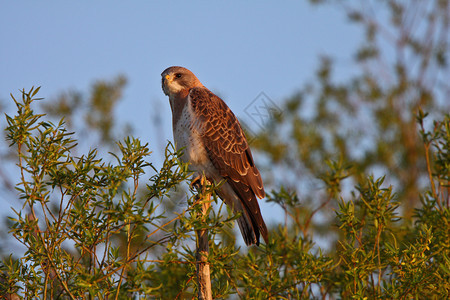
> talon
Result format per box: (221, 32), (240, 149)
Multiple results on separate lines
(190, 174), (202, 190)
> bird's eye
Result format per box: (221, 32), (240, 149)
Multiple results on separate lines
(175, 73), (182, 78)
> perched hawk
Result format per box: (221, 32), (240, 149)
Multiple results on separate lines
(161, 66), (268, 246)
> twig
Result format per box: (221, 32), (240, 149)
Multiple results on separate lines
(195, 176), (212, 300)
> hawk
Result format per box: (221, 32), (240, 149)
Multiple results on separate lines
(161, 66), (268, 246)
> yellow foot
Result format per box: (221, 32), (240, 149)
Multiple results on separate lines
(190, 174), (202, 190)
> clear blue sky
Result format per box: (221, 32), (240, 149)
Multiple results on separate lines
(0, 1), (362, 244)
(1, 1), (361, 140)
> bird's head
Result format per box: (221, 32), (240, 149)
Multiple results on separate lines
(161, 66), (203, 97)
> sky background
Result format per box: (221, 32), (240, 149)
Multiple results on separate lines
(0, 1), (364, 248)
(1, 1), (361, 135)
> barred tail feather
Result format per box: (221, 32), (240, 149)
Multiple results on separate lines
(236, 209), (268, 246)
(236, 215), (259, 246)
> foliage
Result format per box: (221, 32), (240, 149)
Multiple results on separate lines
(254, 0), (449, 222)
(1, 87), (449, 299)
(1, 87), (188, 299)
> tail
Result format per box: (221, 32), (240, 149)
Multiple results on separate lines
(216, 179), (268, 246)
(236, 207), (268, 246)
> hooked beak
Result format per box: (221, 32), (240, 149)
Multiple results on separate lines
(161, 74), (172, 96)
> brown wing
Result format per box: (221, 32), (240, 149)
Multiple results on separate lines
(189, 87), (268, 245)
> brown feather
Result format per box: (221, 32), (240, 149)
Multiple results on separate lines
(189, 87), (268, 245)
